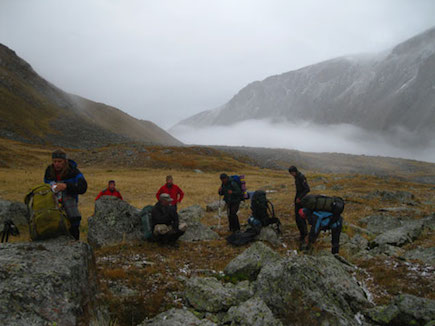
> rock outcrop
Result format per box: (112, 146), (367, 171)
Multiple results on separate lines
(87, 197), (143, 248)
(255, 254), (372, 325)
(370, 220), (424, 248)
(224, 242), (282, 281)
(138, 308), (217, 326)
(0, 237), (97, 326)
(179, 205), (220, 242)
(224, 297), (283, 326)
(0, 198), (28, 226)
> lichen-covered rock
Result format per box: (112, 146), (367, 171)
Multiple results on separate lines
(184, 277), (253, 313)
(404, 247), (435, 265)
(367, 294), (435, 325)
(180, 222), (220, 242)
(224, 242), (282, 281)
(179, 205), (205, 224)
(370, 220), (424, 248)
(0, 237), (97, 326)
(138, 308), (217, 326)
(87, 196), (142, 248)
(0, 198), (28, 226)
(369, 244), (405, 258)
(366, 190), (415, 204)
(224, 297), (283, 326)
(255, 254), (372, 325)
(341, 234), (369, 257)
(255, 225), (281, 247)
(360, 215), (405, 234)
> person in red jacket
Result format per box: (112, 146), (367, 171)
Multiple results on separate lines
(95, 180), (123, 201)
(155, 175), (184, 211)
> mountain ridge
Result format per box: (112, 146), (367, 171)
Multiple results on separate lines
(173, 27), (435, 143)
(0, 43), (182, 148)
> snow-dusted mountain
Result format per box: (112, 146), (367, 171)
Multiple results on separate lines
(173, 27), (435, 140)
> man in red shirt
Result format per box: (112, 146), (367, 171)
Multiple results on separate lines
(95, 180), (123, 201)
(155, 175), (184, 211)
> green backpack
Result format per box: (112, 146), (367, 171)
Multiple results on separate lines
(140, 205), (153, 240)
(300, 195), (345, 216)
(24, 184), (70, 241)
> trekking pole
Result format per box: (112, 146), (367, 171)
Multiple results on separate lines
(218, 195), (223, 229)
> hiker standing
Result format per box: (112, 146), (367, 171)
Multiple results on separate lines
(288, 165), (310, 249)
(44, 149), (87, 240)
(298, 208), (342, 254)
(151, 193), (187, 243)
(155, 175), (184, 211)
(218, 173), (242, 232)
(95, 180), (123, 201)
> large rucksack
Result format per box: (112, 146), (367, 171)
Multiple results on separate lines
(24, 184), (70, 241)
(230, 175), (248, 200)
(140, 205), (153, 240)
(250, 190), (281, 231)
(300, 195), (345, 216)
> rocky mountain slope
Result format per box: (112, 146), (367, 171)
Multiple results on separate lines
(174, 27), (435, 144)
(0, 43), (182, 148)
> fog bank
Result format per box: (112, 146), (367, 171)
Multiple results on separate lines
(171, 120), (435, 163)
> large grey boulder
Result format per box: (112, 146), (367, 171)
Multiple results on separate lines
(138, 308), (217, 326)
(367, 294), (435, 325)
(341, 234), (369, 257)
(0, 237), (97, 326)
(255, 254), (372, 325)
(179, 205), (205, 224)
(184, 277), (253, 313)
(0, 198), (28, 226)
(224, 242), (282, 281)
(87, 197), (142, 248)
(370, 220), (424, 248)
(404, 247), (435, 265)
(360, 215), (406, 234)
(255, 225), (281, 247)
(224, 297), (283, 326)
(180, 223), (220, 242)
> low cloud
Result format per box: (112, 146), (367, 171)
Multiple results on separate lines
(171, 119), (435, 163)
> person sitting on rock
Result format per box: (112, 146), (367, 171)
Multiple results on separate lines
(298, 208), (342, 254)
(151, 193), (187, 244)
(155, 175), (184, 211)
(218, 173), (242, 233)
(44, 149), (87, 240)
(95, 180), (123, 201)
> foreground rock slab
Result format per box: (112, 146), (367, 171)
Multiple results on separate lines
(255, 254), (372, 325)
(138, 308), (217, 326)
(224, 297), (283, 326)
(88, 197), (143, 248)
(224, 242), (282, 281)
(367, 294), (435, 325)
(184, 277), (253, 313)
(0, 237), (97, 326)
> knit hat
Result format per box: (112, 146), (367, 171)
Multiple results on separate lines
(52, 149), (67, 160)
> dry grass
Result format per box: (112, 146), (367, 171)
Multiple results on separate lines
(1, 138), (434, 325)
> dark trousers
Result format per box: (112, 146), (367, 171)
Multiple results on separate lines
(227, 202), (241, 232)
(295, 202), (307, 241)
(63, 195), (81, 240)
(331, 224), (342, 254)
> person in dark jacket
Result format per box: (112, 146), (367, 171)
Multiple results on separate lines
(298, 208), (342, 254)
(218, 173), (242, 232)
(288, 165), (310, 249)
(44, 149), (87, 240)
(151, 193), (187, 243)
(95, 180), (123, 201)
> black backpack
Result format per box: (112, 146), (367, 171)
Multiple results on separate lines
(300, 195), (345, 216)
(250, 190), (281, 231)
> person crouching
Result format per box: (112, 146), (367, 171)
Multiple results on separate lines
(150, 193), (187, 244)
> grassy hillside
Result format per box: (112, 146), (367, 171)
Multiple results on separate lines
(1, 138), (434, 325)
(0, 43), (181, 147)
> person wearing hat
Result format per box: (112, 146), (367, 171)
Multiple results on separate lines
(44, 149), (87, 240)
(218, 173), (243, 232)
(151, 193), (187, 243)
(95, 180), (123, 201)
(298, 208), (342, 254)
(288, 165), (310, 249)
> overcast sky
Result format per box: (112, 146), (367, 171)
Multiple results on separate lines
(1, 0), (435, 129)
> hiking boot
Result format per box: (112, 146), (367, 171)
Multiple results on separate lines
(299, 241), (307, 251)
